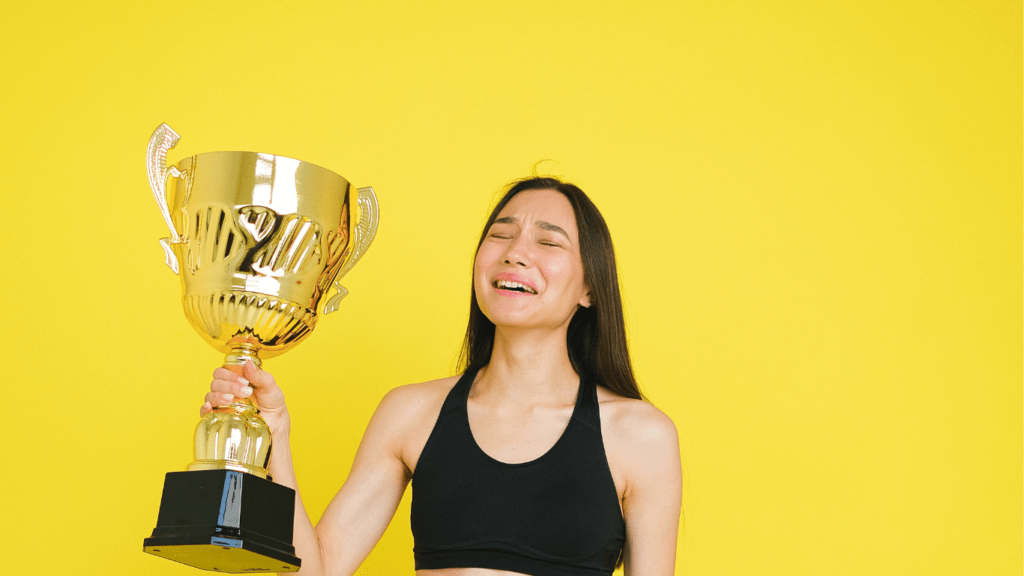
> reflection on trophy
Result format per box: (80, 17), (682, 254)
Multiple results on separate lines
(142, 123), (378, 572)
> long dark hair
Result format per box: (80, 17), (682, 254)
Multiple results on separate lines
(457, 177), (644, 401)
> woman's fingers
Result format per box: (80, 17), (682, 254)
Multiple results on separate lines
(213, 367), (249, 385)
(205, 390), (235, 405)
(211, 367), (255, 395)
(201, 362), (290, 436)
(203, 361), (287, 419)
(242, 360), (276, 391)
(202, 367), (257, 415)
(210, 377), (252, 396)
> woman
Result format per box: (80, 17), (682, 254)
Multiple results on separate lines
(203, 177), (682, 576)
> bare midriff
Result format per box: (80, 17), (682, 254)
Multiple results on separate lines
(415, 565), (532, 569)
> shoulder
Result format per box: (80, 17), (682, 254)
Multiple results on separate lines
(596, 386), (681, 497)
(366, 375), (461, 471)
(596, 386), (679, 449)
(374, 375), (460, 425)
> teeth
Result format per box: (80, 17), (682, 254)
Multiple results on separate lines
(496, 279), (536, 294)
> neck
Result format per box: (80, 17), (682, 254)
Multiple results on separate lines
(475, 324), (579, 403)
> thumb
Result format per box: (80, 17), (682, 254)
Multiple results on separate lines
(242, 360), (275, 390)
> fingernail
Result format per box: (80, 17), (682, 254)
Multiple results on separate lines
(238, 377), (250, 386)
(222, 393), (234, 402)
(239, 386), (252, 397)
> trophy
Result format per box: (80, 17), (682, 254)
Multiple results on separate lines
(142, 123), (378, 572)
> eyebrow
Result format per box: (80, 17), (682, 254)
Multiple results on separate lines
(493, 216), (572, 240)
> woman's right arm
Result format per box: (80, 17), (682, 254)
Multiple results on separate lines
(204, 362), (416, 576)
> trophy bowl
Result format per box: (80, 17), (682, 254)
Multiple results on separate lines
(154, 130), (377, 363)
(142, 123), (378, 572)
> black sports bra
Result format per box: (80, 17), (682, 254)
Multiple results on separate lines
(410, 369), (626, 576)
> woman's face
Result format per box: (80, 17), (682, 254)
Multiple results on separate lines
(474, 188), (590, 331)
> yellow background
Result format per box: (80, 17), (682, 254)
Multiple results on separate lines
(1, 1), (1019, 574)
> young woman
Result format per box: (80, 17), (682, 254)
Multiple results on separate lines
(203, 177), (682, 576)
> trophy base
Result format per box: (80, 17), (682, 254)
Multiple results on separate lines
(144, 469), (301, 572)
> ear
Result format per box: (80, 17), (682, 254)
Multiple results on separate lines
(579, 288), (592, 308)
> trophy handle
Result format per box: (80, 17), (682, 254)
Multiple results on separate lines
(324, 186), (379, 314)
(147, 123), (183, 274)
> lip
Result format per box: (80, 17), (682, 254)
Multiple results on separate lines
(492, 272), (539, 296)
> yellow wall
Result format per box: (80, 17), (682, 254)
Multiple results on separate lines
(1, 1), (1019, 574)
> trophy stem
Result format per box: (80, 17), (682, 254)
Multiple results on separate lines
(225, 344), (263, 369)
(187, 346), (274, 479)
(222, 346), (262, 414)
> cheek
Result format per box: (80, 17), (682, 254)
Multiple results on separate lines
(474, 242), (500, 268)
(541, 259), (585, 297)
(472, 260), (484, 293)
(472, 249), (494, 289)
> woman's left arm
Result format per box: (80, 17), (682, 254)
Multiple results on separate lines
(613, 404), (682, 576)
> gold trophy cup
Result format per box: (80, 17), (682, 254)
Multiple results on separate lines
(142, 123), (378, 572)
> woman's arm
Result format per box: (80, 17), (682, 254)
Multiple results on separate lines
(205, 363), (422, 576)
(310, 386), (421, 575)
(607, 403), (682, 576)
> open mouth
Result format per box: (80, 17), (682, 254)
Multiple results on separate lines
(494, 279), (538, 294)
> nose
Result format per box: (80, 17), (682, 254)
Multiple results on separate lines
(503, 235), (530, 267)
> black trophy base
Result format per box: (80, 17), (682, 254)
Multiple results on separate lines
(144, 469), (301, 572)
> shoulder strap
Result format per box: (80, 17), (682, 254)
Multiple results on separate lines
(437, 368), (476, 418)
(572, 379), (604, 435)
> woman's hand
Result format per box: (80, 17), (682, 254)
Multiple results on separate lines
(200, 361), (291, 435)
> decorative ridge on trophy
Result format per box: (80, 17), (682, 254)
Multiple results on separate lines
(142, 123), (379, 572)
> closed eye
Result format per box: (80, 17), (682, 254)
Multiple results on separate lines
(487, 222), (517, 240)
